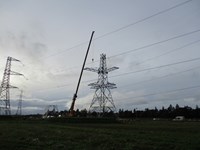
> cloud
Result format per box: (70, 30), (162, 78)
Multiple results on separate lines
(22, 106), (44, 114)
(10, 97), (69, 115)
(107, 55), (125, 68)
(0, 31), (47, 61)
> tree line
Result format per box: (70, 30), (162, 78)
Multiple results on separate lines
(118, 104), (200, 119)
(50, 104), (200, 119)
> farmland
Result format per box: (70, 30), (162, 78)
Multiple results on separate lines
(0, 118), (199, 150)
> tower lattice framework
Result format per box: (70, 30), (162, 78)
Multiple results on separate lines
(44, 105), (59, 118)
(84, 53), (119, 113)
(16, 90), (23, 115)
(0, 57), (23, 115)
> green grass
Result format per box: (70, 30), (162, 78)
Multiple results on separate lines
(0, 119), (199, 150)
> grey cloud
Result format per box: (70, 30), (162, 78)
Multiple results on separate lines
(0, 31), (47, 62)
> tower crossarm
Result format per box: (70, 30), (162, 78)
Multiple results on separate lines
(88, 82), (117, 89)
(0, 85), (18, 89)
(88, 82), (100, 89)
(88, 82), (98, 86)
(107, 82), (116, 86)
(10, 71), (23, 76)
(84, 67), (98, 73)
(106, 83), (117, 89)
(107, 85), (117, 89)
(107, 67), (119, 72)
(10, 57), (20, 62)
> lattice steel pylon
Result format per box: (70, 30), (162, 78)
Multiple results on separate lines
(0, 57), (23, 115)
(16, 90), (23, 115)
(44, 105), (59, 118)
(84, 53), (119, 113)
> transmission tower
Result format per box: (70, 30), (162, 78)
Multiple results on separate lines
(43, 105), (59, 118)
(84, 53), (119, 113)
(0, 56), (23, 115)
(16, 90), (23, 115)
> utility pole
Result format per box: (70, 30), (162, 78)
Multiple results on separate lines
(16, 90), (23, 116)
(0, 57), (23, 115)
(84, 53), (119, 114)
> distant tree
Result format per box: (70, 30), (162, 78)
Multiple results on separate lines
(91, 111), (97, 117)
(80, 109), (87, 117)
(76, 109), (80, 117)
(168, 104), (174, 112)
(154, 107), (158, 112)
(124, 110), (132, 118)
(117, 104), (200, 119)
(175, 104), (180, 110)
(119, 109), (125, 118)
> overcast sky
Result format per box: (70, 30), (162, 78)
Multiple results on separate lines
(0, 0), (200, 114)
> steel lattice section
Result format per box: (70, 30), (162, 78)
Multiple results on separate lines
(0, 57), (23, 115)
(84, 53), (119, 113)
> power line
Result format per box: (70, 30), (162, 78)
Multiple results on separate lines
(137, 39), (200, 65)
(83, 57), (200, 82)
(118, 84), (200, 101)
(32, 84), (72, 92)
(110, 57), (200, 78)
(95, 0), (192, 40)
(33, 57), (200, 92)
(108, 28), (200, 59)
(117, 65), (200, 89)
(42, 41), (88, 59)
(41, 0), (192, 59)
(57, 31), (200, 73)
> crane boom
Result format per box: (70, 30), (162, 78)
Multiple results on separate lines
(69, 31), (95, 114)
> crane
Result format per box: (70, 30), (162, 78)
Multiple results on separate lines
(69, 31), (95, 116)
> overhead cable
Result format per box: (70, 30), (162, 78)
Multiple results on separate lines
(41, 0), (192, 59)
(110, 57), (200, 78)
(118, 84), (200, 100)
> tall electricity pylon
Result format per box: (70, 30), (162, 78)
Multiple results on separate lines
(16, 90), (23, 116)
(84, 53), (119, 113)
(0, 57), (23, 115)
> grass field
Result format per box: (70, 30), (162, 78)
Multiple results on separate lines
(0, 118), (199, 150)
